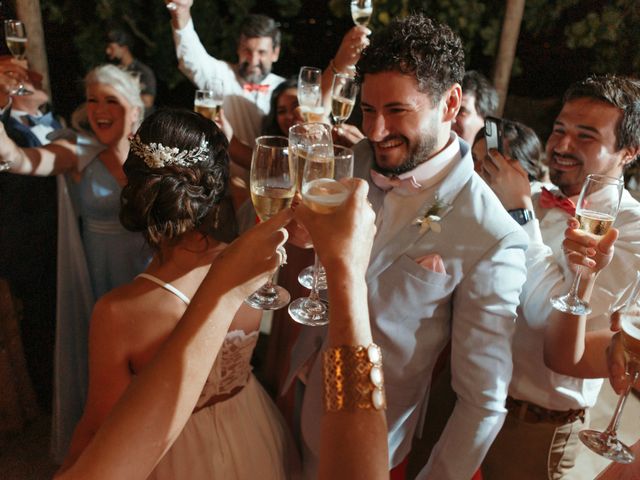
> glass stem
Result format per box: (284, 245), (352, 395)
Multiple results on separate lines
(567, 266), (584, 299)
(602, 370), (639, 438)
(309, 254), (321, 301)
(261, 267), (280, 293)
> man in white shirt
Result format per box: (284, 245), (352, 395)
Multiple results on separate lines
(480, 75), (640, 479)
(166, 1), (284, 168)
(287, 15), (528, 479)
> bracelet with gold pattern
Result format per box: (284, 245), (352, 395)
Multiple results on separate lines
(323, 343), (386, 412)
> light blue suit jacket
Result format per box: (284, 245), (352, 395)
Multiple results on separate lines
(288, 138), (528, 479)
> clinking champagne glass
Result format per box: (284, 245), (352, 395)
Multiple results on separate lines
(194, 79), (224, 122)
(550, 174), (624, 315)
(331, 73), (358, 126)
(4, 20), (32, 96)
(297, 66), (323, 123)
(288, 123), (333, 290)
(579, 271), (640, 464)
(351, 0), (373, 27)
(245, 136), (296, 310)
(288, 144), (353, 326)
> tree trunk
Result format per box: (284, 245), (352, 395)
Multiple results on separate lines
(493, 0), (526, 116)
(15, 0), (50, 96)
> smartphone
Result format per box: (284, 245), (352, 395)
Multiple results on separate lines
(484, 116), (504, 154)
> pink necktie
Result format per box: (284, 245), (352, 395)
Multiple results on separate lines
(539, 187), (576, 216)
(370, 169), (422, 192)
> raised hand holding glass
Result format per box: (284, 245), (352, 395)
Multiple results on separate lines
(245, 136), (295, 310)
(551, 174), (624, 315)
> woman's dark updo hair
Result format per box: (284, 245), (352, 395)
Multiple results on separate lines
(120, 108), (229, 251)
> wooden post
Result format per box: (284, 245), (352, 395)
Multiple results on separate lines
(493, 0), (526, 116)
(14, 0), (50, 95)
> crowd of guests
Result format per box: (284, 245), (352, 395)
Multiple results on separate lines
(0, 3), (639, 479)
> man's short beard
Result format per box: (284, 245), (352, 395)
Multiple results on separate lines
(374, 135), (437, 176)
(239, 62), (268, 84)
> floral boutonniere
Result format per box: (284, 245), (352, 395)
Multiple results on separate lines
(413, 197), (451, 234)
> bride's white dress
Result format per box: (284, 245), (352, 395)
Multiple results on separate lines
(138, 274), (300, 479)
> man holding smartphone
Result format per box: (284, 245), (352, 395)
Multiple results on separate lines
(481, 75), (640, 478)
(453, 70), (499, 146)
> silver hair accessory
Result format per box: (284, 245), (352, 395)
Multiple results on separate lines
(129, 134), (210, 169)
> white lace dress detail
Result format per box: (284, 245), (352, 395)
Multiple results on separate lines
(195, 329), (259, 406)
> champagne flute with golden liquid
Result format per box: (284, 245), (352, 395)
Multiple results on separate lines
(297, 66), (324, 122)
(551, 174), (624, 315)
(579, 271), (640, 464)
(4, 19), (31, 96)
(288, 123), (333, 291)
(194, 79), (224, 122)
(331, 73), (358, 126)
(288, 144), (353, 326)
(245, 135), (296, 310)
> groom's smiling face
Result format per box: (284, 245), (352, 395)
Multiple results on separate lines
(360, 71), (447, 176)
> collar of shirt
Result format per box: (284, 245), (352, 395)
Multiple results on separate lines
(10, 108), (33, 124)
(388, 132), (460, 195)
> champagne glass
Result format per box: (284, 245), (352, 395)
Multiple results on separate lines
(194, 79), (224, 122)
(288, 123), (333, 290)
(331, 73), (358, 126)
(288, 144), (354, 326)
(579, 272), (640, 464)
(245, 136), (296, 310)
(4, 20), (32, 96)
(551, 174), (624, 315)
(351, 0), (373, 27)
(297, 66), (323, 122)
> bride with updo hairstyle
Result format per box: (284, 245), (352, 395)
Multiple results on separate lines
(120, 108), (229, 249)
(62, 108), (300, 479)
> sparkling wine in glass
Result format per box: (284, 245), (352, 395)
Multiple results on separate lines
(245, 135), (296, 310)
(194, 79), (224, 121)
(288, 123), (333, 290)
(331, 73), (358, 126)
(550, 174), (624, 315)
(288, 144), (353, 326)
(298, 66), (323, 123)
(4, 19), (31, 96)
(579, 273), (640, 464)
(351, 0), (373, 27)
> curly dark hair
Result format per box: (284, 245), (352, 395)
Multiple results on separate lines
(564, 74), (640, 154)
(120, 108), (229, 252)
(356, 14), (465, 102)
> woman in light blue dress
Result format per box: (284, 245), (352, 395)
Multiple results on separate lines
(0, 64), (151, 462)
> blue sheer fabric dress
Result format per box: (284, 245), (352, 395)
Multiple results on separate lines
(50, 133), (151, 462)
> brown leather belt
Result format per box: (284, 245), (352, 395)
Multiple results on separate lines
(506, 396), (586, 426)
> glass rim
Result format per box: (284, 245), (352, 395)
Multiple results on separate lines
(254, 135), (289, 147)
(585, 173), (624, 185)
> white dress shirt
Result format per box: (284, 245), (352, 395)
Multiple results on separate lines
(510, 185), (640, 411)
(10, 108), (56, 145)
(172, 19), (284, 147)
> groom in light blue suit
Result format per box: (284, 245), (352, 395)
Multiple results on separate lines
(287, 14), (528, 479)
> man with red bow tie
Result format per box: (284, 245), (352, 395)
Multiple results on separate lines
(480, 75), (640, 479)
(167, 1), (284, 168)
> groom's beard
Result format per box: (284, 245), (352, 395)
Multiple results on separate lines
(373, 132), (437, 176)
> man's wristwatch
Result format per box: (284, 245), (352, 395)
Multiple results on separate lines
(508, 208), (534, 226)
